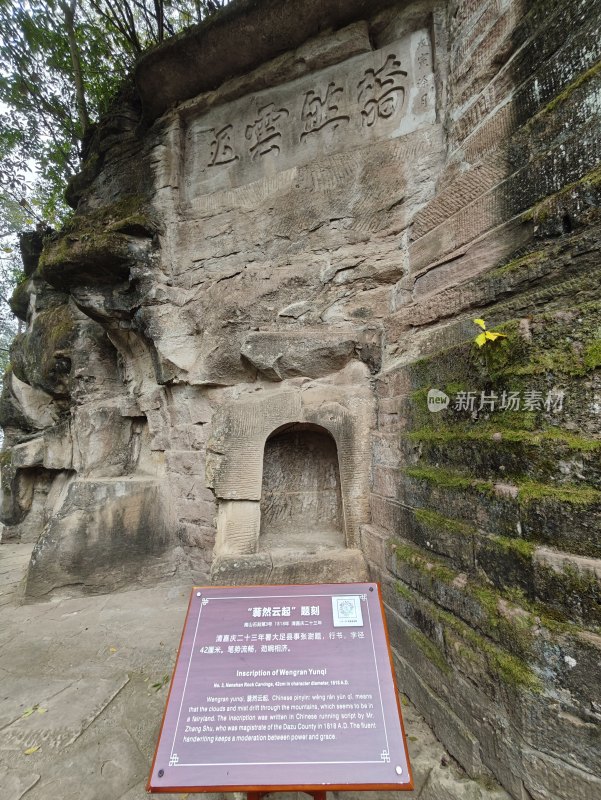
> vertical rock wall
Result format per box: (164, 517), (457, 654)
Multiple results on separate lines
(368, 1), (601, 797)
(1, 1), (599, 797)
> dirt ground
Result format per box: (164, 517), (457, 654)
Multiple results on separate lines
(0, 541), (511, 800)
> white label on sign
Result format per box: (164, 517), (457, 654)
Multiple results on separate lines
(332, 595), (364, 627)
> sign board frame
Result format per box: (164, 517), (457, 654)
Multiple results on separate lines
(148, 582), (413, 793)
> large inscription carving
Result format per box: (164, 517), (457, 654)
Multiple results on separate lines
(357, 55), (408, 127)
(245, 103), (290, 159)
(181, 30), (434, 204)
(301, 82), (350, 139)
(209, 125), (238, 166)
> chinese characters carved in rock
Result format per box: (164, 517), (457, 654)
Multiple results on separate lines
(181, 31), (434, 201)
(207, 51), (410, 168)
(357, 54), (408, 128)
(301, 82), (350, 140)
(245, 103), (290, 159)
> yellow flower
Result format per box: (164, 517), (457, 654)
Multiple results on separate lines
(473, 318), (507, 347)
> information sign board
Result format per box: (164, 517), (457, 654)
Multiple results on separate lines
(148, 583), (412, 793)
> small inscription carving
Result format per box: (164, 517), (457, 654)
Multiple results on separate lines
(416, 37), (431, 69)
(301, 82), (350, 140)
(209, 124), (239, 166)
(357, 54), (408, 127)
(245, 103), (290, 159)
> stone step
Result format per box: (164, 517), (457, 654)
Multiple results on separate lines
(394, 465), (601, 560)
(404, 425), (601, 488)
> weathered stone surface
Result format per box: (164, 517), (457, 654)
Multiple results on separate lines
(214, 499), (260, 558)
(0, 676), (128, 751)
(521, 748), (601, 800)
(135, 0), (404, 121)
(0, 767), (40, 800)
(419, 765), (511, 800)
(180, 28), (433, 201)
(241, 328), (381, 379)
(391, 648), (485, 778)
(10, 439), (44, 469)
(25, 478), (177, 598)
(2, 1), (600, 797)
(0, 372), (58, 433)
(10, 304), (80, 399)
(260, 425), (345, 551)
(9, 277), (31, 321)
(19, 229), (50, 276)
(533, 547), (601, 625)
(211, 548), (368, 586)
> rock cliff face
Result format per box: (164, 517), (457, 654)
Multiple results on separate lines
(1, 0), (600, 797)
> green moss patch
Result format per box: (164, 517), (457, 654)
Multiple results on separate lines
(404, 465), (493, 494)
(535, 562), (601, 628)
(406, 461), (600, 507)
(523, 164), (601, 225)
(490, 250), (547, 277)
(9, 304), (78, 398)
(391, 535), (585, 658)
(394, 543), (457, 584)
(530, 59), (601, 123)
(584, 340), (601, 371)
(408, 425), (600, 451)
(414, 508), (475, 536)
(408, 627), (450, 674)
(394, 580), (541, 691)
(395, 581), (414, 602)
(488, 534), (535, 559)
(9, 276), (30, 321)
(37, 195), (156, 290)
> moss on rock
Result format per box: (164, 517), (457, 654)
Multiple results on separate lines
(10, 304), (79, 398)
(517, 481), (601, 506)
(414, 507), (475, 536)
(37, 195), (156, 290)
(408, 627), (451, 674)
(9, 276), (30, 321)
(405, 465), (494, 494)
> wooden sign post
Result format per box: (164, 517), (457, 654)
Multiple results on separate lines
(148, 583), (413, 793)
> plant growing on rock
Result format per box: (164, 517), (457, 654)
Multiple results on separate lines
(472, 318), (511, 381)
(473, 318), (507, 347)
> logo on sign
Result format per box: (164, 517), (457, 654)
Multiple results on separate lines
(427, 389), (450, 413)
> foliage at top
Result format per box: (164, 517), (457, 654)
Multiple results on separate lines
(0, 0), (229, 378)
(0, 0), (228, 226)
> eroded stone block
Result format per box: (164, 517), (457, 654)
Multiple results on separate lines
(25, 478), (176, 598)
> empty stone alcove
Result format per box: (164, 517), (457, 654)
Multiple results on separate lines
(207, 387), (372, 584)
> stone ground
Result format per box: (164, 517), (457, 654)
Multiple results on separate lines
(0, 541), (511, 800)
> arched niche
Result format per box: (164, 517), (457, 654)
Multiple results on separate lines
(259, 422), (345, 553)
(207, 386), (374, 582)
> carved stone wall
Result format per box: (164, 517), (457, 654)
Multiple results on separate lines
(1, 1), (600, 798)
(206, 384), (373, 584)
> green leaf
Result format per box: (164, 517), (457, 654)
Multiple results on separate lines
(473, 318), (487, 330)
(475, 332), (487, 347)
(151, 674), (171, 692)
